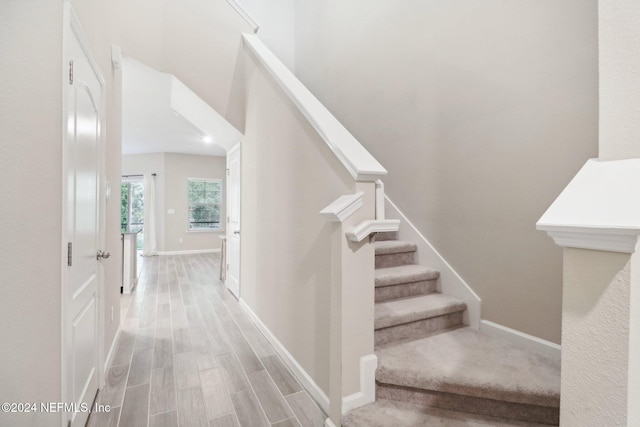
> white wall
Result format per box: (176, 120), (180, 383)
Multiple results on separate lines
(599, 0), (640, 160)
(295, 0), (598, 343)
(0, 1), (122, 425)
(561, 248), (633, 425)
(122, 153), (226, 253)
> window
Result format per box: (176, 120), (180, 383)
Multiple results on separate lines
(188, 178), (222, 230)
(121, 178), (145, 249)
(121, 180), (144, 231)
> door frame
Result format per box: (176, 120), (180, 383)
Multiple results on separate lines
(226, 142), (241, 298)
(61, 3), (107, 425)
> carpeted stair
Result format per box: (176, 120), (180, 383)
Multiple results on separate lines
(344, 231), (561, 426)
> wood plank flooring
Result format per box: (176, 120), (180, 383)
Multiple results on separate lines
(88, 253), (325, 427)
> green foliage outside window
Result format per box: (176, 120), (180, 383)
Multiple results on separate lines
(121, 183), (129, 230)
(121, 181), (145, 249)
(188, 179), (222, 229)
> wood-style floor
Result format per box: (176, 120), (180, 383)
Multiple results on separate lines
(88, 253), (325, 427)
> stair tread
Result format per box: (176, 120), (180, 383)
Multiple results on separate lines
(375, 240), (417, 255)
(375, 293), (465, 329)
(375, 265), (439, 288)
(376, 327), (561, 408)
(343, 399), (550, 427)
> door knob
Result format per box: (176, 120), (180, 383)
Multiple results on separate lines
(96, 250), (111, 260)
(234, 230), (240, 235)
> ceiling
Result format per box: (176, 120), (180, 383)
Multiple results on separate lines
(121, 57), (242, 157)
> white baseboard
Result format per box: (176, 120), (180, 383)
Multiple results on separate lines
(157, 248), (220, 255)
(239, 298), (330, 413)
(385, 196), (482, 329)
(103, 327), (121, 374)
(480, 320), (561, 362)
(325, 418), (338, 427)
(341, 354), (377, 414)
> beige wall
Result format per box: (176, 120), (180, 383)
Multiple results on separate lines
(122, 153), (226, 252)
(241, 52), (356, 395)
(112, 0), (251, 131)
(0, 2), (64, 425)
(165, 153), (226, 251)
(295, 0), (599, 343)
(0, 1), (122, 425)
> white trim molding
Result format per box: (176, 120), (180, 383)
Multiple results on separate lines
(341, 354), (377, 414)
(103, 327), (122, 375)
(324, 418), (338, 427)
(481, 320), (561, 362)
(320, 192), (364, 223)
(157, 249), (220, 256)
(226, 0), (259, 33)
(537, 226), (640, 254)
(346, 219), (400, 242)
(375, 180), (385, 220)
(111, 45), (122, 70)
(385, 196), (482, 329)
(239, 299), (330, 413)
(242, 34), (387, 182)
(537, 158), (640, 253)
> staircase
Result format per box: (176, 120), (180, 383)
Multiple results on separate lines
(344, 231), (561, 426)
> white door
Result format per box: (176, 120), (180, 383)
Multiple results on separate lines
(226, 144), (241, 298)
(63, 4), (105, 427)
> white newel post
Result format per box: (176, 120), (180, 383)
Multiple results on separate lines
(537, 1), (640, 424)
(538, 159), (640, 426)
(320, 184), (377, 427)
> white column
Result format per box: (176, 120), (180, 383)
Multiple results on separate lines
(321, 184), (376, 426)
(561, 248), (638, 426)
(556, 1), (640, 424)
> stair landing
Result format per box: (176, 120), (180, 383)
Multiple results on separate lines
(343, 399), (550, 427)
(374, 327), (560, 425)
(376, 327), (560, 408)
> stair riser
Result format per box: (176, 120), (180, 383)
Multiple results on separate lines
(375, 252), (416, 269)
(376, 383), (559, 426)
(376, 231), (398, 241)
(375, 312), (463, 346)
(375, 280), (437, 303)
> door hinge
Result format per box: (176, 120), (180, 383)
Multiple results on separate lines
(227, 216), (230, 224)
(69, 60), (74, 85)
(67, 242), (73, 267)
(226, 168), (230, 176)
(226, 263), (229, 271)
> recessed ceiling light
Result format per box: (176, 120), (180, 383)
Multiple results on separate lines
(202, 135), (213, 143)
